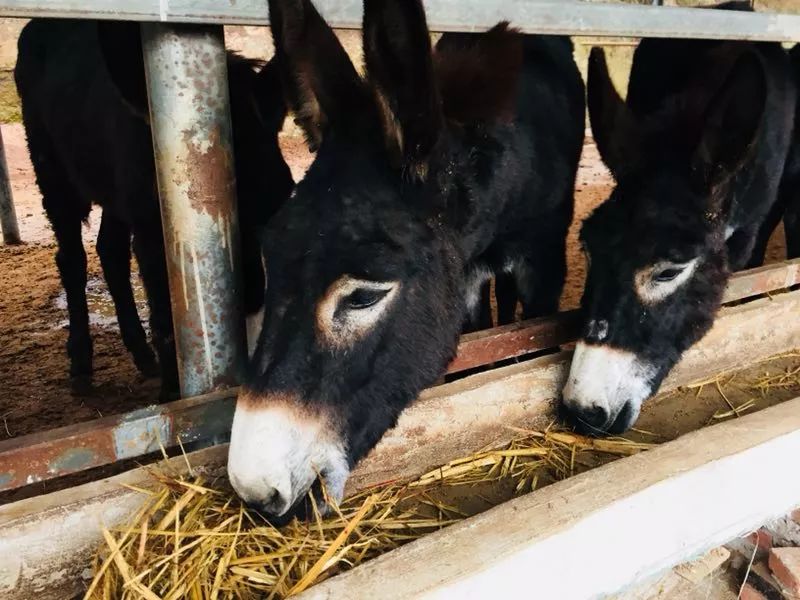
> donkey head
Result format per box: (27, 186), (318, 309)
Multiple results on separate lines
(562, 47), (766, 435)
(228, 0), (476, 519)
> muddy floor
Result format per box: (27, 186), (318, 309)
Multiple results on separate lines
(0, 115), (791, 440)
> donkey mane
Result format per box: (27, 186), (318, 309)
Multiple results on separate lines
(434, 22), (523, 125)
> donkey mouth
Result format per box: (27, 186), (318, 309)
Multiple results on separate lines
(605, 401), (640, 435)
(247, 476), (341, 526)
(560, 400), (640, 437)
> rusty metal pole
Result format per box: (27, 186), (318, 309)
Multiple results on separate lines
(0, 127), (21, 245)
(141, 24), (245, 397)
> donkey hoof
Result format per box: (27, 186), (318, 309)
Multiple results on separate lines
(136, 357), (160, 379)
(70, 374), (94, 396)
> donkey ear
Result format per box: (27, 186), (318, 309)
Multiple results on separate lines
(690, 52), (766, 196)
(268, 0), (366, 151)
(363, 0), (442, 179)
(587, 47), (642, 180)
(252, 58), (290, 136)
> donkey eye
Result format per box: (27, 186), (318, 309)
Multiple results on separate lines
(653, 267), (683, 283)
(344, 288), (390, 310)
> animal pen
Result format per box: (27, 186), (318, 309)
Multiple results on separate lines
(1, 0), (800, 598)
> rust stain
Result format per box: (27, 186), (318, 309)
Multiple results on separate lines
(181, 126), (236, 222)
(0, 431), (116, 492)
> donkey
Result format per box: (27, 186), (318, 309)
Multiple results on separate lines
(226, 0), (584, 519)
(560, 33), (796, 436)
(757, 43), (800, 262)
(15, 19), (293, 398)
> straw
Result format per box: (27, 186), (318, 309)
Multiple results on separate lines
(86, 427), (654, 599)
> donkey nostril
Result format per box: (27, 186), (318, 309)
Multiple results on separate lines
(246, 487), (289, 516)
(582, 405), (610, 429)
(585, 319), (610, 342)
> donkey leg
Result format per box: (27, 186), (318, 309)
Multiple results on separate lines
(515, 242), (566, 321)
(785, 189), (800, 260)
(462, 280), (493, 333)
(27, 119), (93, 390)
(132, 225), (179, 400)
(726, 227), (759, 273)
(746, 197), (785, 268)
(48, 206), (92, 389)
(97, 211), (158, 377)
(495, 270), (518, 326)
(776, 161), (800, 260)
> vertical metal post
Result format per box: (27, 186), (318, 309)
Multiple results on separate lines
(141, 24), (245, 397)
(0, 127), (21, 245)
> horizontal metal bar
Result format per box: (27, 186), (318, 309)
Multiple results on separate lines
(0, 258), (797, 494)
(2, 1), (800, 41)
(0, 391), (235, 492)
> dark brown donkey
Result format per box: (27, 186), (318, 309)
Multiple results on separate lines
(227, 0), (585, 520)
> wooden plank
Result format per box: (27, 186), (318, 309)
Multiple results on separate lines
(722, 257), (800, 304)
(446, 310), (581, 374)
(614, 547), (732, 600)
(300, 397), (800, 600)
(1, 290), (798, 599)
(0, 261), (797, 493)
(2, 0), (800, 41)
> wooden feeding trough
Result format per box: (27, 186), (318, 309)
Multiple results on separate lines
(2, 258), (799, 599)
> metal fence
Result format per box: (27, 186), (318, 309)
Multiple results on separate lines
(0, 0), (800, 472)
(1, 0), (800, 40)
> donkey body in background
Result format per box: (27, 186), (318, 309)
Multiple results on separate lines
(562, 34), (796, 436)
(760, 43), (800, 261)
(227, 0), (584, 519)
(15, 19), (293, 397)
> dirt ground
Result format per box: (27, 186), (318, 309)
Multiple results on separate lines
(0, 116), (790, 440)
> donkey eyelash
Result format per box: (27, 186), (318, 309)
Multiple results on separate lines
(651, 260), (695, 283)
(652, 267), (684, 283)
(342, 288), (391, 311)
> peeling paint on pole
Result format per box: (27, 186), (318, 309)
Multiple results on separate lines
(141, 24), (245, 397)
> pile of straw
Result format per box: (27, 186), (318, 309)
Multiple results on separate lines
(86, 427), (653, 599)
